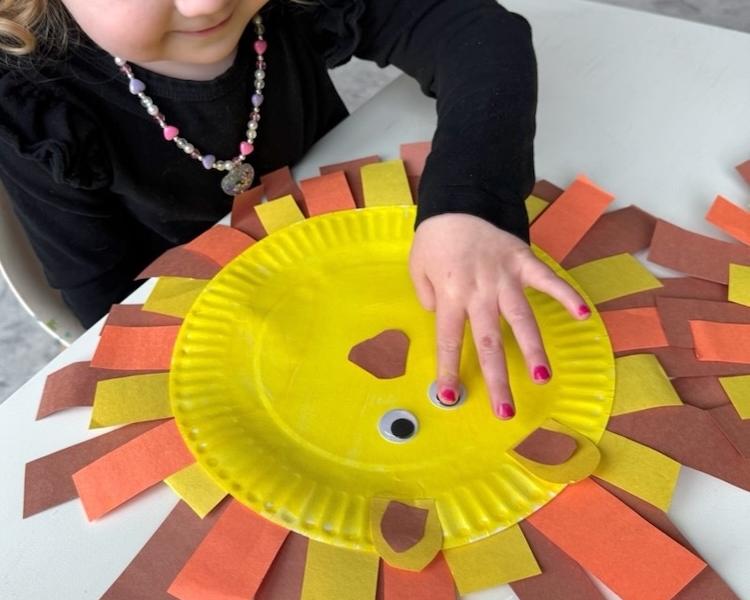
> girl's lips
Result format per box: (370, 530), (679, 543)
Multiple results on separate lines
(181, 15), (232, 36)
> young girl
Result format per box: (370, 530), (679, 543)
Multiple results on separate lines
(0, 0), (590, 419)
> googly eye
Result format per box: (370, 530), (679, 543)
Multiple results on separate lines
(378, 409), (419, 443)
(427, 381), (467, 409)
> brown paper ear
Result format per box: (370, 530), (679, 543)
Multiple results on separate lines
(509, 419), (601, 484)
(348, 330), (409, 379)
(371, 498), (443, 571)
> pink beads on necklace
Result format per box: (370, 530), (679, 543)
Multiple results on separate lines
(113, 14), (267, 195)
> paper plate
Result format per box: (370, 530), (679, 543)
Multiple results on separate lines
(170, 206), (614, 550)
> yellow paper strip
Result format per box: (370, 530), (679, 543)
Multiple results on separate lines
(568, 253), (663, 305)
(728, 263), (750, 307)
(143, 277), (208, 318)
(255, 194), (306, 233)
(594, 430), (680, 512)
(361, 159), (413, 207)
(443, 524), (540, 595)
(718, 374), (750, 419)
(611, 354), (682, 416)
(164, 462), (228, 519)
(301, 540), (379, 600)
(90, 373), (172, 428)
(525, 194), (549, 223)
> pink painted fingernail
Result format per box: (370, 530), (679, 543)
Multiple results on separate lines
(497, 402), (515, 419)
(578, 304), (591, 317)
(439, 388), (457, 404)
(533, 365), (551, 383)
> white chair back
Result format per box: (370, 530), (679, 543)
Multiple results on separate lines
(0, 182), (85, 345)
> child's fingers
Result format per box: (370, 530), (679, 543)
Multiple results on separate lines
(466, 302), (514, 419)
(434, 300), (466, 405)
(523, 259), (591, 320)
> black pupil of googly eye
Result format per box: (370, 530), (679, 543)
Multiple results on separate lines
(391, 418), (416, 439)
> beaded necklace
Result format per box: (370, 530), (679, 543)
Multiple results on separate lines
(114, 14), (266, 196)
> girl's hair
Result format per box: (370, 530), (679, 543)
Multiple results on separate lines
(0, 0), (72, 57)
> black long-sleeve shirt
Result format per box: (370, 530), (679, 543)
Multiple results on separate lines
(0, 0), (536, 327)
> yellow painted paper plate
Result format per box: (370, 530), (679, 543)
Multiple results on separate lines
(170, 206), (614, 550)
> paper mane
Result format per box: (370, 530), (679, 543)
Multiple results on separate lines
(24, 146), (750, 599)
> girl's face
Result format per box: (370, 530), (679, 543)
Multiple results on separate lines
(60, 0), (271, 78)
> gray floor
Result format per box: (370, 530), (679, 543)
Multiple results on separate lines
(1, 0), (749, 403)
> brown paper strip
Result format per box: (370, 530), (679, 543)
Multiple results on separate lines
(23, 420), (166, 518)
(596, 277), (728, 312)
(136, 247), (221, 280)
(608, 405), (750, 492)
(37, 362), (161, 419)
(617, 347), (750, 377)
(510, 521), (605, 600)
(532, 180), (564, 202)
(562, 205), (657, 269)
(101, 500), (229, 600)
(231, 185), (268, 240)
(647, 220), (750, 284)
(707, 404), (750, 458)
(261, 166), (306, 213)
(671, 377), (731, 410)
(255, 533), (310, 600)
(657, 297), (750, 348)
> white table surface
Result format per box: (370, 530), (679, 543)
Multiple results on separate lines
(2, 1), (750, 598)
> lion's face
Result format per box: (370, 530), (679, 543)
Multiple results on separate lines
(170, 206), (614, 569)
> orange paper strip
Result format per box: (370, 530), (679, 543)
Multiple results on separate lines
(72, 419), (195, 520)
(529, 174), (615, 262)
(599, 307), (669, 353)
(182, 224), (254, 267)
(691, 320), (750, 363)
(705, 195), (750, 246)
(90, 324), (180, 371)
(647, 220), (750, 284)
(101, 500), (229, 600)
(298, 171), (357, 217)
(527, 478), (705, 600)
(380, 554), (455, 600)
(168, 500), (289, 600)
(23, 421), (165, 518)
(637, 347), (750, 378)
(319, 155), (381, 208)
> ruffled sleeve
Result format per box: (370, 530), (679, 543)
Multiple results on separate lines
(0, 67), (145, 327)
(0, 68), (112, 190)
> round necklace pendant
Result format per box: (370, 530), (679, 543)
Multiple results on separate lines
(221, 163), (255, 196)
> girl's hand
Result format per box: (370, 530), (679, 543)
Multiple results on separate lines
(409, 213), (590, 419)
